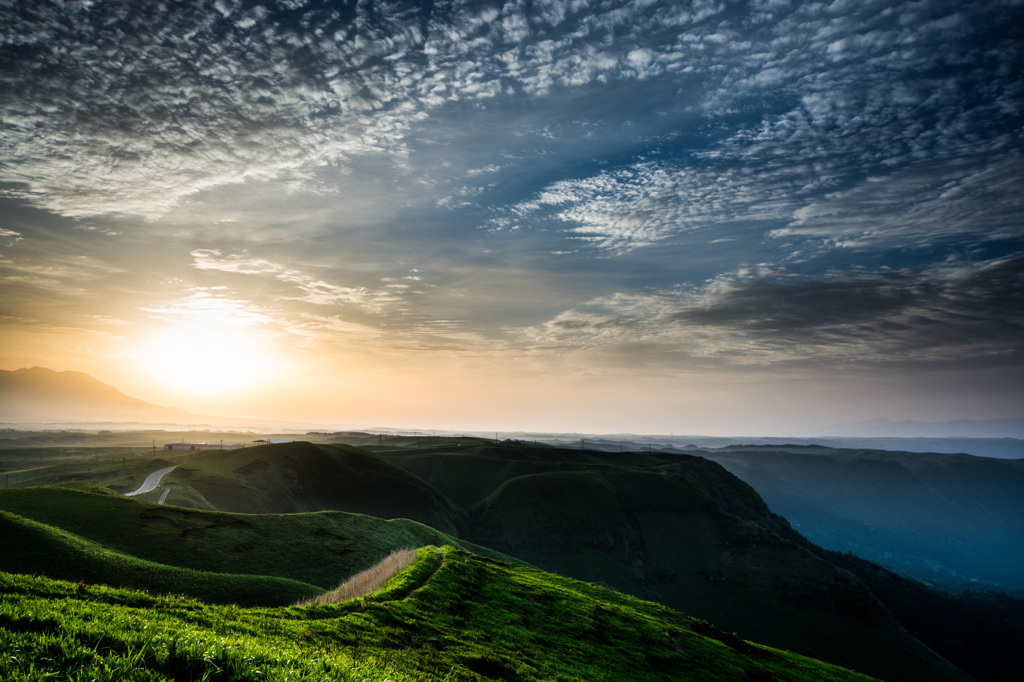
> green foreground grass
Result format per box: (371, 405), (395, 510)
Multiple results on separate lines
(0, 546), (874, 682)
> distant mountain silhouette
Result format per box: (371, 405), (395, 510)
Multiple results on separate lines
(819, 417), (1024, 439)
(0, 367), (197, 423)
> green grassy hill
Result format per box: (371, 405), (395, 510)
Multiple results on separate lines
(0, 546), (877, 682)
(0, 509), (321, 606)
(390, 444), (965, 682)
(0, 440), (986, 681)
(0, 483), (509, 591)
(126, 442), (463, 534)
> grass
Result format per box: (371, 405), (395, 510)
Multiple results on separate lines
(298, 548), (419, 606)
(0, 546), (878, 681)
(144, 441), (463, 533)
(384, 445), (967, 682)
(0, 483), (515, 593)
(0, 439), (981, 682)
(0, 509), (322, 606)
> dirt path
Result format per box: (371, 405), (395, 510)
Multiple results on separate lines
(125, 466), (176, 497)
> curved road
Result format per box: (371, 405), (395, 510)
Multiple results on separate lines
(125, 466), (176, 497)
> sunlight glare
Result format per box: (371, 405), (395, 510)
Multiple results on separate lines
(137, 325), (276, 398)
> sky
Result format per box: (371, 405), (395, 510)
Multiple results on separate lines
(1, 0), (1022, 436)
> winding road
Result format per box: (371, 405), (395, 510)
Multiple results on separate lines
(125, 466), (176, 497)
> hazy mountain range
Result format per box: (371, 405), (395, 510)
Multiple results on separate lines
(4, 367), (1020, 446)
(0, 367), (291, 428)
(0, 367), (196, 423)
(817, 417), (1024, 439)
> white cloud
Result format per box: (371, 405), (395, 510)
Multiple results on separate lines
(1, 0), (1020, 386)
(502, 159), (792, 252)
(0, 0), (764, 219)
(0, 228), (23, 247)
(141, 288), (274, 326)
(191, 249), (371, 307)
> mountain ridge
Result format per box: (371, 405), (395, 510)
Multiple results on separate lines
(0, 367), (305, 430)
(0, 367), (198, 423)
(817, 417), (1024, 439)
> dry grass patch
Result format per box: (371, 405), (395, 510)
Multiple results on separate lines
(299, 548), (417, 606)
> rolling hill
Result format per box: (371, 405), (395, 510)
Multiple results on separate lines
(0, 482), (508, 592)
(378, 442), (966, 682)
(0, 505), (322, 606)
(0, 544), (878, 682)
(0, 441), (970, 682)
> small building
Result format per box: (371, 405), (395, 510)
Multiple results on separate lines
(163, 442), (244, 452)
(252, 439), (292, 445)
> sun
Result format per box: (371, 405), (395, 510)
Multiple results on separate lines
(137, 325), (276, 398)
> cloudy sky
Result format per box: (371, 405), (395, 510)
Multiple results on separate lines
(1, 0), (1021, 435)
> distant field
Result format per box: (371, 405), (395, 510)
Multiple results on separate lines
(0, 428), (490, 450)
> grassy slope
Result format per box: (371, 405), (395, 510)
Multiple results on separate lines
(0, 546), (877, 682)
(0, 442), (974, 682)
(0, 484), (511, 591)
(0, 449), (176, 491)
(144, 442), (462, 534)
(0, 510), (321, 606)
(386, 443), (968, 682)
(472, 468), (961, 682)
(0, 441), (464, 533)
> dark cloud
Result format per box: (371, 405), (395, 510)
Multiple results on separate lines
(523, 255), (1024, 372)
(667, 274), (920, 331)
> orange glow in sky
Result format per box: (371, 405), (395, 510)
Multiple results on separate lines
(135, 325), (278, 398)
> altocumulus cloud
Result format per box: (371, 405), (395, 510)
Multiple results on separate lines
(2, 0), (783, 219)
(0, 0), (1021, 395)
(501, 0), (1023, 254)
